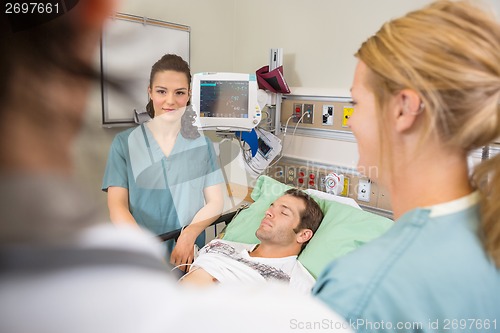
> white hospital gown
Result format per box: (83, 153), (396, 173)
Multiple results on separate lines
(190, 239), (315, 294)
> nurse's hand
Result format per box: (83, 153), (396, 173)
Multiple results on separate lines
(170, 229), (196, 272)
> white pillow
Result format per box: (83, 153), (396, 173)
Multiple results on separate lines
(304, 189), (361, 209)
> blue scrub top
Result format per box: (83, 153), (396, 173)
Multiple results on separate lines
(102, 124), (224, 253)
(312, 203), (500, 333)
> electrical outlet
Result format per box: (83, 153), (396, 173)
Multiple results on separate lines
(357, 178), (371, 202)
(318, 173), (327, 192)
(286, 166), (296, 185)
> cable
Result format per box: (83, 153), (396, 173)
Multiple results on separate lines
(261, 105), (277, 133)
(171, 263), (192, 271)
(238, 111), (308, 173)
(292, 111), (308, 136)
(177, 264), (197, 282)
(269, 113), (304, 168)
(235, 131), (252, 164)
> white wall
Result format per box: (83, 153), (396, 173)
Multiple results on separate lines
(232, 0), (433, 93)
(490, 0), (500, 18)
(117, 0), (235, 73)
(73, 0), (500, 205)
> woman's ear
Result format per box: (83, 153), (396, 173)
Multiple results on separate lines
(296, 229), (313, 244)
(394, 89), (422, 133)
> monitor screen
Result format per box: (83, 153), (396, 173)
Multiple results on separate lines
(191, 72), (261, 131)
(199, 80), (249, 119)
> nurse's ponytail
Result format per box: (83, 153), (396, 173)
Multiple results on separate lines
(473, 123), (500, 268)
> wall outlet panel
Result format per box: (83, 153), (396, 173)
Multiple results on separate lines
(282, 99), (352, 132)
(265, 159), (389, 216)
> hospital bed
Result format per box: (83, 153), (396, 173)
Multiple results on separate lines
(158, 210), (239, 244)
(161, 175), (393, 278)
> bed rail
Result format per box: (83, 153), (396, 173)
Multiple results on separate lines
(157, 210), (238, 242)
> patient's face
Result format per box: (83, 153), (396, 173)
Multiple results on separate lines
(256, 195), (306, 245)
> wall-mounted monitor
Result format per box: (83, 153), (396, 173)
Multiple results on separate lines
(191, 73), (261, 131)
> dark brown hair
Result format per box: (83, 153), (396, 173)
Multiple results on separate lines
(285, 188), (324, 249)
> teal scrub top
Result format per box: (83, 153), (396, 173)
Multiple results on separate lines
(102, 124), (224, 253)
(313, 203), (500, 333)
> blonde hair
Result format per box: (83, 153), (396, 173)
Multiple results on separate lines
(356, 0), (500, 266)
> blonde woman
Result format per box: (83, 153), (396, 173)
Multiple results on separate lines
(313, 1), (500, 331)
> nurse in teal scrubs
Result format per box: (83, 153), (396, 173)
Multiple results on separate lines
(102, 54), (224, 270)
(312, 2), (500, 332)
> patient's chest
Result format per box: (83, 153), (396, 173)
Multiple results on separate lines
(200, 240), (297, 282)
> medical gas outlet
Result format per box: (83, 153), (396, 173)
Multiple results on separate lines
(342, 107), (353, 128)
(303, 104), (314, 124)
(293, 103), (303, 123)
(297, 171), (317, 187)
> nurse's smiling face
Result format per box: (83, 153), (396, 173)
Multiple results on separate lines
(148, 70), (191, 120)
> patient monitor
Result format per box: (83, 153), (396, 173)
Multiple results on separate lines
(191, 72), (262, 131)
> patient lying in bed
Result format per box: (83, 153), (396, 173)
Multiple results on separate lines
(180, 189), (324, 294)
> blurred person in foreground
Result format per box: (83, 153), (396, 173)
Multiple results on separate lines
(0, 1), (351, 332)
